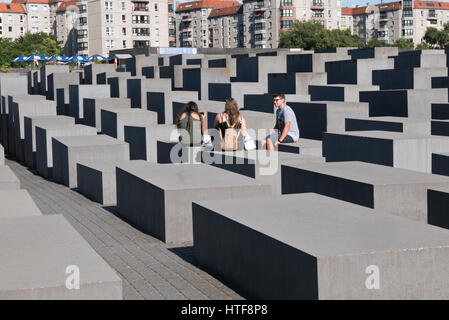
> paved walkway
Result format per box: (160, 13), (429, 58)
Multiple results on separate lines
(6, 158), (243, 300)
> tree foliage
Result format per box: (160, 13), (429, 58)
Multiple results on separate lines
(279, 21), (363, 50)
(393, 38), (415, 49)
(2, 32), (63, 71)
(422, 26), (449, 48)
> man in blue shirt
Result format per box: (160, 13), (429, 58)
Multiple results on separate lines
(263, 92), (300, 150)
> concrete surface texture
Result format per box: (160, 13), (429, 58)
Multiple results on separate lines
(193, 193), (449, 299)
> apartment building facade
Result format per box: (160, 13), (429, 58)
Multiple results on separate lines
(342, 1), (449, 46)
(0, 3), (26, 40)
(12, 0), (52, 34)
(175, 0), (240, 48)
(208, 5), (243, 48)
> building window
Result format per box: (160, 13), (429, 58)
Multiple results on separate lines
(78, 29), (88, 38)
(280, 0), (292, 6)
(132, 27), (150, 36)
(105, 27), (114, 35)
(78, 4), (86, 13)
(105, 14), (113, 23)
(281, 9), (292, 17)
(123, 40), (126, 48)
(154, 3), (158, 11)
(20, 27), (24, 35)
(122, 2), (125, 10)
(403, 19), (413, 26)
(155, 16), (159, 24)
(32, 16), (38, 23)
(168, 4), (173, 12)
(20, 15), (23, 23)
(254, 33), (266, 41)
(78, 42), (88, 50)
(122, 27), (126, 35)
(168, 16), (174, 25)
(105, 1), (112, 9)
(8, 15), (12, 21)
(31, 4), (37, 11)
(79, 17), (87, 25)
(122, 14), (126, 22)
(31, 27), (38, 33)
(44, 16), (48, 23)
(8, 26), (12, 32)
(280, 20), (293, 28)
(402, 29), (413, 36)
(105, 39), (115, 48)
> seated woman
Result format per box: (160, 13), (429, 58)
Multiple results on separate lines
(214, 97), (248, 150)
(176, 101), (206, 146)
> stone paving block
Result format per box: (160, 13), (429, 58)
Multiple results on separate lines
(83, 97), (131, 132)
(345, 116), (431, 135)
(24, 115), (74, 169)
(0, 165), (20, 189)
(282, 161), (449, 222)
(0, 189), (42, 218)
(288, 101), (369, 140)
(0, 215), (122, 299)
(193, 193), (449, 299)
(52, 135), (129, 188)
(360, 88), (448, 119)
(101, 108), (158, 141)
(77, 160), (147, 206)
(323, 131), (449, 173)
(12, 98), (57, 162)
(116, 163), (271, 244)
(35, 124), (97, 179)
(202, 149), (324, 194)
(68, 84), (110, 122)
(124, 124), (177, 161)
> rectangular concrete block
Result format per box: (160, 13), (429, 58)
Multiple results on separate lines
(83, 97), (131, 132)
(0, 189), (42, 218)
(427, 187), (449, 230)
(0, 215), (122, 299)
(101, 108), (158, 141)
(83, 64), (116, 85)
(345, 116), (431, 135)
(35, 124), (98, 179)
(323, 131), (449, 173)
(124, 124), (177, 162)
(202, 149), (325, 194)
(40, 65), (69, 96)
(12, 98), (57, 162)
(0, 145), (3, 165)
(116, 163), (272, 244)
(276, 138), (322, 156)
(282, 161), (449, 222)
(52, 135), (129, 188)
(289, 101), (369, 140)
(47, 72), (80, 102)
(0, 165), (20, 189)
(77, 160), (148, 206)
(69, 84), (110, 122)
(24, 115), (75, 169)
(193, 193), (449, 299)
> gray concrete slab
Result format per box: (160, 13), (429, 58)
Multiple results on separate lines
(40, 65), (69, 96)
(77, 159), (148, 206)
(276, 138), (323, 156)
(202, 149), (325, 194)
(124, 124), (177, 162)
(0, 189), (42, 218)
(0, 145), (3, 165)
(346, 116), (431, 135)
(0, 165), (20, 189)
(83, 64), (116, 85)
(68, 84), (110, 122)
(35, 124), (98, 178)
(52, 135), (129, 188)
(83, 97), (131, 132)
(323, 130), (449, 173)
(193, 193), (449, 299)
(47, 72), (80, 103)
(282, 161), (449, 222)
(101, 107), (158, 141)
(116, 163), (271, 244)
(11, 98), (57, 162)
(0, 214), (122, 299)
(24, 115), (74, 169)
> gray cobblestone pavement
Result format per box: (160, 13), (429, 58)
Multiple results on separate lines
(6, 158), (243, 300)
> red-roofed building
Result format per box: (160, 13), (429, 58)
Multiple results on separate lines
(0, 3), (26, 40)
(175, 0), (240, 47)
(208, 4), (243, 48)
(11, 0), (53, 35)
(341, 0), (449, 46)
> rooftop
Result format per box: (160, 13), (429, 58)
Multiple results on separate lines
(176, 0), (240, 13)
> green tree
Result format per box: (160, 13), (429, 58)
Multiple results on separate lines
(393, 38), (415, 49)
(423, 27), (449, 48)
(365, 39), (388, 48)
(415, 42), (432, 49)
(279, 21), (363, 50)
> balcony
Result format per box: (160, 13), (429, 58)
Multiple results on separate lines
(133, 5), (148, 11)
(379, 14), (388, 21)
(182, 15), (192, 21)
(254, 4), (265, 11)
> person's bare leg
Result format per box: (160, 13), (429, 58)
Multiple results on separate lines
(266, 137), (274, 150)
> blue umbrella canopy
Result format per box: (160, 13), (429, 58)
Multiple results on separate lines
(40, 55), (51, 62)
(66, 54), (88, 63)
(91, 54), (110, 61)
(10, 55), (28, 63)
(25, 54), (42, 62)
